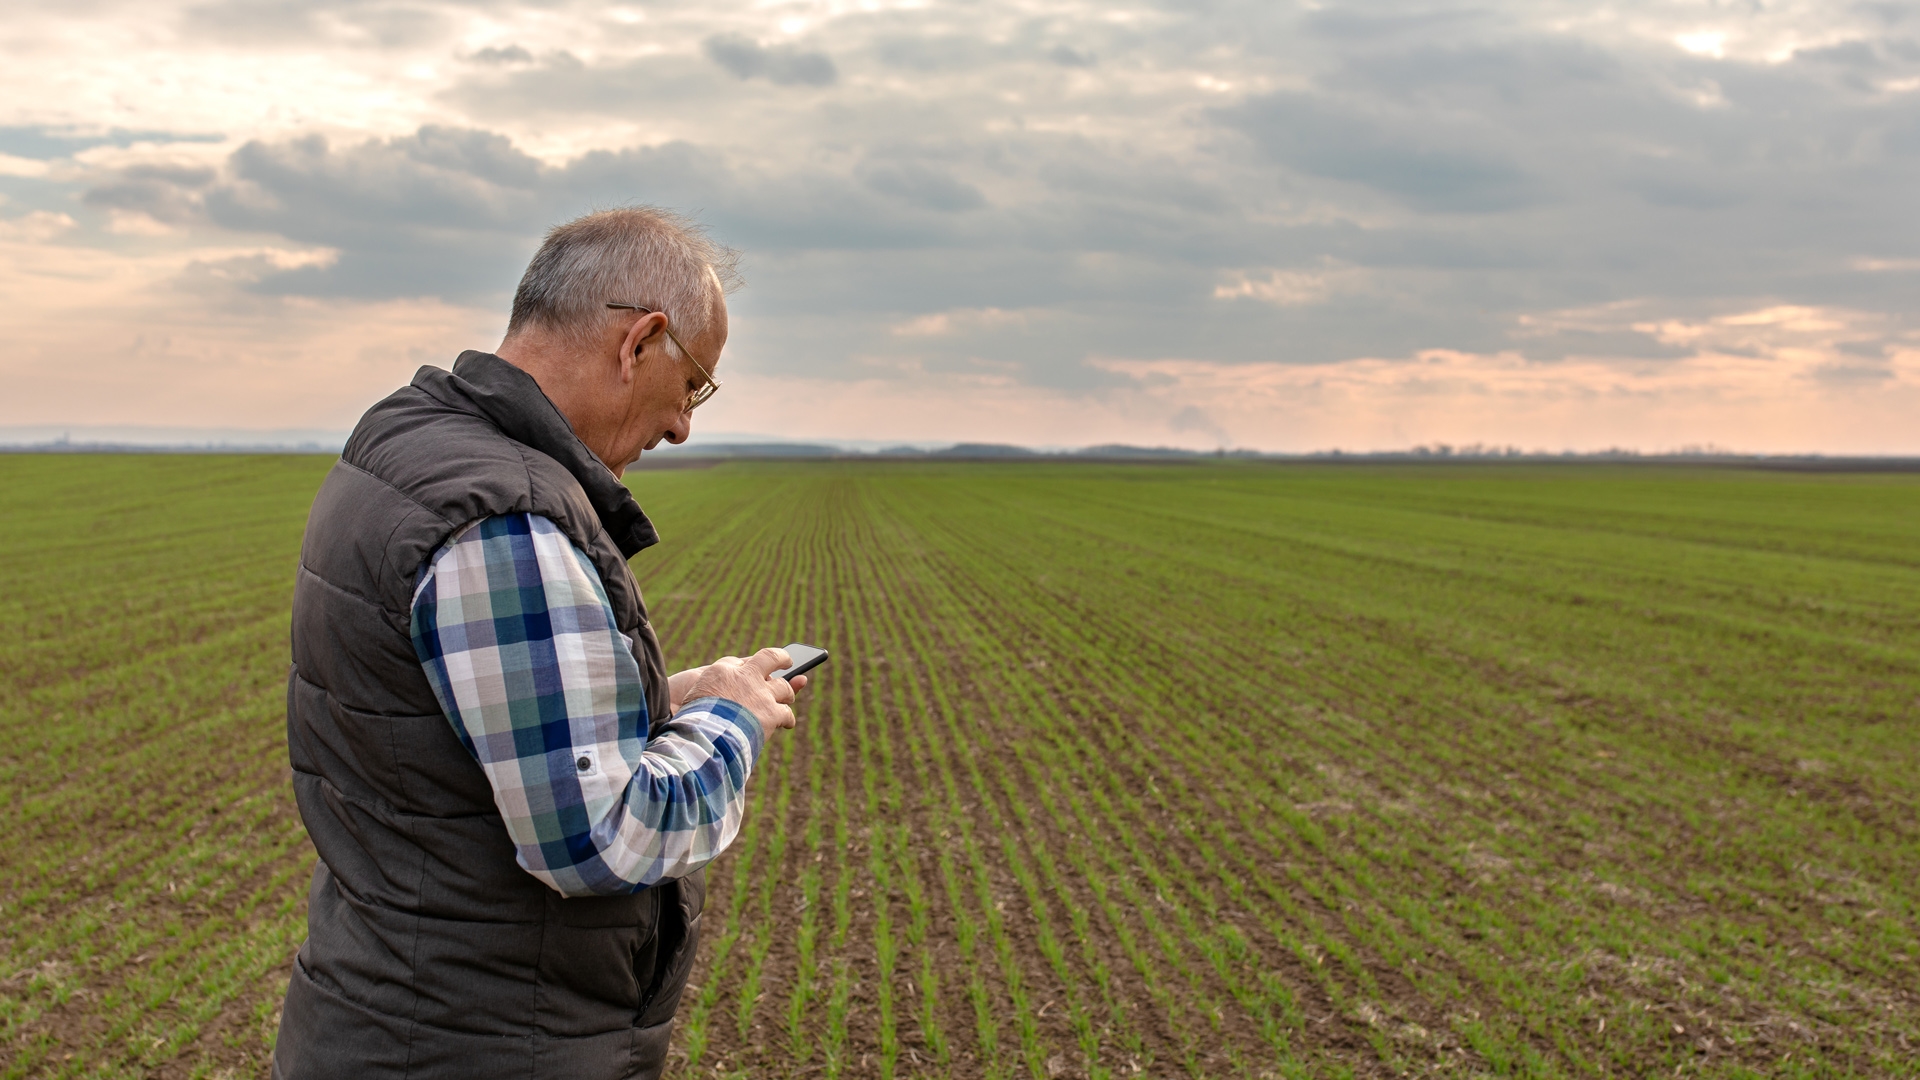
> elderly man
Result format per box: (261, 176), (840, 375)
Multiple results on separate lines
(273, 208), (799, 1079)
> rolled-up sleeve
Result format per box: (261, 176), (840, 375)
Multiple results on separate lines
(409, 512), (763, 896)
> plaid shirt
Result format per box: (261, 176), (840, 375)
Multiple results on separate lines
(410, 513), (764, 897)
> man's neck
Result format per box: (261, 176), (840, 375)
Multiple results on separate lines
(493, 336), (622, 474)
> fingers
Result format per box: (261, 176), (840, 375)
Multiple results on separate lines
(787, 673), (809, 694)
(747, 646), (793, 677)
(680, 648), (805, 734)
(769, 674), (796, 706)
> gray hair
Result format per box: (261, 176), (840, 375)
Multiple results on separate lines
(505, 207), (741, 356)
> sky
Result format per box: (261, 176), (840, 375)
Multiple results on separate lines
(2, 0), (1918, 453)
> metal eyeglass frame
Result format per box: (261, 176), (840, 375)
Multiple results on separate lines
(606, 303), (721, 411)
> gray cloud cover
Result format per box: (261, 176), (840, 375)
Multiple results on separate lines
(9, 0), (1920, 446)
(702, 33), (838, 86)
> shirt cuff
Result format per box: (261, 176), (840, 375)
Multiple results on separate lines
(675, 695), (766, 758)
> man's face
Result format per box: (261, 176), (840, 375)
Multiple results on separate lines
(612, 302), (727, 470)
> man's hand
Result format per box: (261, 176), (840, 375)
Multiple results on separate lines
(680, 647), (808, 733)
(670, 661), (809, 713)
(668, 666), (708, 713)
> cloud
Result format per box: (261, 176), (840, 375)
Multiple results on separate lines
(0, 155), (52, 179)
(177, 0), (326, 45)
(0, 211), (77, 242)
(1085, 306), (1920, 453)
(890, 307), (1027, 337)
(1217, 91), (1542, 212)
(1794, 40), (1882, 68)
(7, 0), (1920, 450)
(1808, 360), (1894, 383)
(470, 45), (534, 66)
(0, 225), (483, 431)
(444, 50), (713, 120)
(872, 33), (998, 72)
(74, 124), (1010, 305)
(174, 248), (342, 292)
(1047, 45), (1096, 68)
(702, 34), (837, 86)
(0, 126), (224, 161)
(672, 308), (1920, 453)
(177, 0), (447, 49)
(859, 161), (986, 212)
(191, 127), (552, 299)
(84, 164), (218, 224)
(1301, 6), (1490, 45)
(210, 128), (540, 220)
(1168, 404), (1229, 444)
(1215, 265), (1368, 306)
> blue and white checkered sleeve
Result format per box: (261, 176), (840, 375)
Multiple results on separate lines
(409, 513), (765, 897)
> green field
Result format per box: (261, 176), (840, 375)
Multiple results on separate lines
(2, 455), (1917, 1079)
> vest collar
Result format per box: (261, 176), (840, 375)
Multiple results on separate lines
(416, 351), (661, 557)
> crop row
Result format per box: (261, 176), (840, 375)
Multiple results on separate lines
(4, 457), (1914, 1079)
(638, 462), (1918, 1078)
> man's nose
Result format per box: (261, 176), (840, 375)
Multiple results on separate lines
(662, 411), (693, 445)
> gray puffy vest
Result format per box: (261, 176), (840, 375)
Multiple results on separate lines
(274, 351), (703, 1080)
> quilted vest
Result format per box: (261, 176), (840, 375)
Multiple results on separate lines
(273, 351), (702, 1080)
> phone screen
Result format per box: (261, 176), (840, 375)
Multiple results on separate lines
(773, 642), (828, 681)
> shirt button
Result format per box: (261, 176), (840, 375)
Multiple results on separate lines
(577, 756), (592, 772)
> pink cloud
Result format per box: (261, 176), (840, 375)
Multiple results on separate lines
(696, 304), (1918, 453)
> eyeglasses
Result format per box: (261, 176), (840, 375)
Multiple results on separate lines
(606, 303), (722, 411)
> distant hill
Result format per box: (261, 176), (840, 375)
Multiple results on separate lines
(930, 443), (1038, 458)
(644, 442), (844, 458)
(1076, 444), (1224, 459)
(7, 426), (1914, 471)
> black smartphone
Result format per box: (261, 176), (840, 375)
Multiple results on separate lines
(773, 642), (829, 682)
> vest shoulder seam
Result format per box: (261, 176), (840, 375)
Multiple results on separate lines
(333, 457), (454, 528)
(296, 559), (399, 618)
(314, 459), (463, 613)
(332, 458), (463, 592)
(504, 439), (609, 553)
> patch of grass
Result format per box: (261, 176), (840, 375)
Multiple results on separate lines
(648, 461), (1919, 1078)
(1, 455), (329, 1080)
(4, 456), (1917, 1078)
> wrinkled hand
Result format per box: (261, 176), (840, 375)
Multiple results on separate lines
(681, 647), (808, 733)
(670, 661), (809, 714)
(668, 666), (707, 713)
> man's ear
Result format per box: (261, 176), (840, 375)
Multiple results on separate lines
(615, 311), (667, 382)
